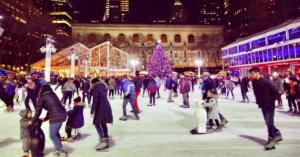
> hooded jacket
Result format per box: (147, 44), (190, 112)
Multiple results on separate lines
(19, 109), (32, 138)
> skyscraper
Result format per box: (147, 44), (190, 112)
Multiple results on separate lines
(198, 0), (223, 25)
(224, 0), (300, 43)
(49, 0), (73, 43)
(169, 0), (187, 23)
(103, 0), (130, 23)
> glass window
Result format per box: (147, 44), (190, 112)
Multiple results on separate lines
(252, 52), (256, 63)
(255, 52), (260, 63)
(251, 38), (266, 49)
(272, 48), (278, 61)
(259, 51), (264, 62)
(289, 44), (296, 58)
(289, 26), (300, 40)
(283, 45), (289, 59)
(268, 49), (273, 61)
(241, 55), (245, 65)
(277, 47), (283, 60)
(263, 50), (268, 62)
(239, 43), (250, 52)
(247, 54), (252, 64)
(229, 47), (238, 54)
(267, 31), (286, 45)
(296, 43), (300, 58)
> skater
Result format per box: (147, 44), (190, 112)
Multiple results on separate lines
(190, 99), (207, 135)
(5, 79), (16, 112)
(165, 75), (174, 102)
(108, 77), (116, 99)
(19, 109), (32, 157)
(0, 78), (9, 107)
(119, 76), (140, 121)
(249, 67), (282, 150)
(203, 90), (222, 132)
(32, 84), (67, 156)
(179, 75), (191, 108)
(24, 79), (38, 111)
(154, 75), (161, 98)
(64, 97), (85, 141)
(240, 76), (250, 103)
(90, 78), (113, 151)
(173, 76), (179, 97)
(81, 78), (91, 104)
(225, 78), (234, 100)
(147, 78), (158, 106)
(73, 78), (81, 96)
(272, 72), (284, 109)
(142, 75), (150, 97)
(62, 79), (76, 109)
(133, 71), (143, 112)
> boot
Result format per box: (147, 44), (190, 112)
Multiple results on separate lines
(119, 115), (128, 121)
(264, 138), (276, 150)
(95, 138), (109, 151)
(54, 149), (68, 157)
(273, 132), (283, 143)
(221, 119), (228, 127)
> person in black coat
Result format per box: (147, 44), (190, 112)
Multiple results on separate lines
(81, 78), (91, 104)
(32, 84), (67, 156)
(0, 80), (9, 107)
(91, 78), (113, 151)
(249, 67), (282, 150)
(240, 76), (250, 103)
(142, 76), (150, 97)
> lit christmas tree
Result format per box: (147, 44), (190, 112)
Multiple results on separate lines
(148, 41), (172, 77)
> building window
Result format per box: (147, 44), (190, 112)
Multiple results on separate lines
(278, 47), (283, 60)
(296, 43), (300, 58)
(104, 33), (111, 41)
(289, 44), (296, 58)
(263, 50), (268, 62)
(283, 46), (289, 59)
(161, 34), (168, 43)
(272, 48), (277, 61)
(147, 34), (154, 42)
(174, 34), (181, 43)
(268, 49), (273, 62)
(132, 33), (140, 43)
(188, 34), (195, 43)
(118, 33), (125, 42)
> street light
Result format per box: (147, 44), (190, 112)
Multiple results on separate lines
(195, 59), (203, 78)
(130, 59), (139, 76)
(40, 37), (56, 82)
(67, 48), (79, 78)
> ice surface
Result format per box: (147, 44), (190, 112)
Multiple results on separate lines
(0, 86), (300, 157)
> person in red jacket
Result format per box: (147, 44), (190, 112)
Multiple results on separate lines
(147, 78), (159, 106)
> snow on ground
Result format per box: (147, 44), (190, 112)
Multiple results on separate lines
(0, 86), (300, 157)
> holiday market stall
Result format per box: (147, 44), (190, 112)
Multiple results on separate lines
(31, 41), (130, 77)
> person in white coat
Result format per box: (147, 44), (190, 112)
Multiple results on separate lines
(203, 90), (222, 132)
(190, 99), (207, 134)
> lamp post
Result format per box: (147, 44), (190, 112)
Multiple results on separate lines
(40, 37), (56, 82)
(68, 48), (78, 78)
(83, 54), (90, 78)
(130, 59), (139, 77)
(195, 59), (203, 78)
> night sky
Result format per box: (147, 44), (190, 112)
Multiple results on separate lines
(77, 0), (199, 23)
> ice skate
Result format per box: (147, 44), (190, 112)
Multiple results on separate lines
(95, 138), (109, 151)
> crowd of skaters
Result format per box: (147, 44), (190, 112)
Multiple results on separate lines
(0, 67), (300, 156)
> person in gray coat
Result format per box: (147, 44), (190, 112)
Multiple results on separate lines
(272, 72), (284, 109)
(20, 109), (32, 157)
(91, 78), (113, 151)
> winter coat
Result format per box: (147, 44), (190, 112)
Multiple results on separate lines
(81, 80), (90, 92)
(122, 79), (136, 98)
(67, 102), (85, 129)
(19, 109), (32, 138)
(154, 77), (161, 87)
(108, 78), (116, 90)
(74, 79), (81, 88)
(252, 77), (279, 110)
(133, 76), (143, 92)
(148, 81), (158, 93)
(202, 77), (216, 100)
(179, 78), (191, 94)
(203, 97), (219, 120)
(273, 78), (284, 94)
(62, 81), (76, 92)
(6, 82), (16, 96)
(0, 82), (9, 105)
(225, 80), (234, 91)
(33, 91), (67, 124)
(91, 81), (113, 125)
(240, 77), (250, 93)
(165, 77), (174, 90)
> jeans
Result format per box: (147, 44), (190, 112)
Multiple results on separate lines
(82, 90), (90, 104)
(241, 90), (249, 102)
(123, 97), (138, 116)
(109, 89), (114, 97)
(62, 91), (73, 105)
(95, 123), (108, 139)
(261, 107), (280, 138)
(143, 87), (149, 96)
(182, 93), (190, 107)
(149, 92), (156, 104)
(288, 95), (297, 111)
(50, 122), (63, 150)
(24, 95), (37, 110)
